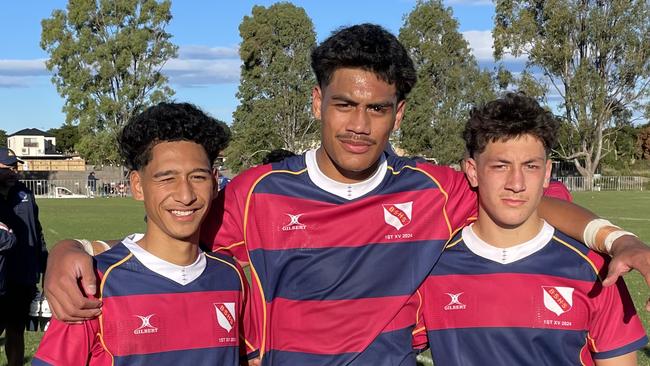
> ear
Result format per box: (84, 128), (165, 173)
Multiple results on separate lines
(464, 157), (479, 188)
(130, 170), (144, 201)
(542, 159), (552, 188)
(312, 86), (323, 120)
(392, 100), (406, 132)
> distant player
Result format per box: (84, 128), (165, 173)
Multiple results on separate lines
(415, 93), (647, 365)
(33, 103), (258, 365)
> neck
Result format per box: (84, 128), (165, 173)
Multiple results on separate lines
(472, 211), (544, 249)
(136, 228), (200, 266)
(315, 147), (380, 184)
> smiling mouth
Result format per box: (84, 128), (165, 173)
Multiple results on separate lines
(170, 209), (198, 217)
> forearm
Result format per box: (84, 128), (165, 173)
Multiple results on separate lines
(538, 196), (597, 242)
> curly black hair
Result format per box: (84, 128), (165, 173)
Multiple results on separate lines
(119, 102), (230, 171)
(463, 93), (559, 158)
(311, 23), (417, 101)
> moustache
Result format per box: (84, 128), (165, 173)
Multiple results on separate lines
(336, 133), (376, 145)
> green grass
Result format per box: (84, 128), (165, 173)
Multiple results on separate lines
(572, 191), (650, 364)
(3, 193), (650, 365)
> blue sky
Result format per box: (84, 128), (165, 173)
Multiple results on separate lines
(0, 0), (498, 134)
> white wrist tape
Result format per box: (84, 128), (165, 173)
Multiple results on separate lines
(583, 219), (616, 250)
(604, 230), (638, 253)
(75, 239), (94, 255)
(93, 240), (111, 251)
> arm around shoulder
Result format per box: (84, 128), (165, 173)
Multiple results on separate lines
(44, 239), (102, 322)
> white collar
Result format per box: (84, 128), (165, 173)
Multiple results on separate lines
(121, 234), (206, 285)
(461, 221), (554, 264)
(305, 148), (387, 200)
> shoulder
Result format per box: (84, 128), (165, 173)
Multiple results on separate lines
(550, 229), (607, 276)
(226, 154), (308, 195)
(94, 242), (133, 274)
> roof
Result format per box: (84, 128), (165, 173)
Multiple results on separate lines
(8, 128), (55, 137)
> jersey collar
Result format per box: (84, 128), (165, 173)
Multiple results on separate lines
(305, 148), (387, 200)
(122, 233), (206, 285)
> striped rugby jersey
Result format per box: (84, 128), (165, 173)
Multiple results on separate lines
(415, 222), (648, 365)
(201, 150), (478, 365)
(34, 234), (258, 365)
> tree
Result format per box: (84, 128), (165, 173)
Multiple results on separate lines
(48, 124), (80, 154)
(226, 3), (317, 172)
(638, 125), (650, 160)
(0, 130), (7, 148)
(398, 0), (496, 164)
(494, 0), (650, 182)
(41, 0), (178, 164)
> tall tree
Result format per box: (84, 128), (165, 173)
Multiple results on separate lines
(48, 124), (80, 154)
(226, 3), (316, 172)
(41, 0), (178, 164)
(0, 130), (7, 148)
(398, 0), (495, 164)
(494, 0), (650, 182)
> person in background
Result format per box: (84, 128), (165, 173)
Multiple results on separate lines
(0, 147), (48, 366)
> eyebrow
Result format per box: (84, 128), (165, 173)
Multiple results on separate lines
(152, 168), (211, 178)
(330, 95), (394, 108)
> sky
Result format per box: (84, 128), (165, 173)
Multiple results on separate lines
(0, 0), (501, 135)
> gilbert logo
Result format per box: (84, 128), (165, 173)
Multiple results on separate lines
(214, 303), (236, 333)
(282, 213), (306, 231)
(444, 292), (467, 311)
(543, 286), (573, 316)
(134, 314), (158, 335)
(383, 202), (412, 230)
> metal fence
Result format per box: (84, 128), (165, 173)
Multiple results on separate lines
(19, 175), (650, 197)
(20, 179), (131, 198)
(556, 176), (650, 192)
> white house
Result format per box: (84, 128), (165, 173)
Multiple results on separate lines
(7, 128), (59, 157)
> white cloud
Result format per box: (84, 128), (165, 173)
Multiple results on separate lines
(462, 30), (527, 64)
(163, 58), (241, 86)
(462, 30), (494, 61)
(178, 45), (239, 60)
(0, 59), (49, 77)
(165, 45), (241, 86)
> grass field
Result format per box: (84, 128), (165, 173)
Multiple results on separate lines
(2, 192), (649, 365)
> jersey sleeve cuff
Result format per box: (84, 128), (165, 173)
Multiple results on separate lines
(593, 335), (648, 360)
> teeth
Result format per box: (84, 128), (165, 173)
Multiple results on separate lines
(171, 210), (194, 217)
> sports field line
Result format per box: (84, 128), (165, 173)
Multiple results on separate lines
(608, 217), (650, 222)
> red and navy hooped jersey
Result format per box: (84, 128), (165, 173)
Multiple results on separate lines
(415, 227), (648, 366)
(201, 152), (478, 365)
(33, 241), (258, 366)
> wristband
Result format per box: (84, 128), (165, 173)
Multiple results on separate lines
(92, 240), (111, 251)
(75, 239), (94, 255)
(604, 230), (638, 253)
(583, 219), (617, 251)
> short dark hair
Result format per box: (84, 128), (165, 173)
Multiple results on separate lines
(463, 93), (559, 158)
(311, 23), (416, 101)
(262, 149), (296, 165)
(119, 102), (230, 171)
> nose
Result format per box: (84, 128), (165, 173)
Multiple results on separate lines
(174, 178), (197, 205)
(505, 167), (526, 193)
(346, 107), (371, 135)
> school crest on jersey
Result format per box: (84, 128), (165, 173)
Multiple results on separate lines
(382, 202), (412, 231)
(542, 286), (574, 316)
(214, 302), (236, 333)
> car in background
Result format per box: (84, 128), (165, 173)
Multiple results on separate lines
(52, 186), (87, 198)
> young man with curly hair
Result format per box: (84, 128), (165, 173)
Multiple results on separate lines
(416, 94), (647, 365)
(33, 103), (258, 365)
